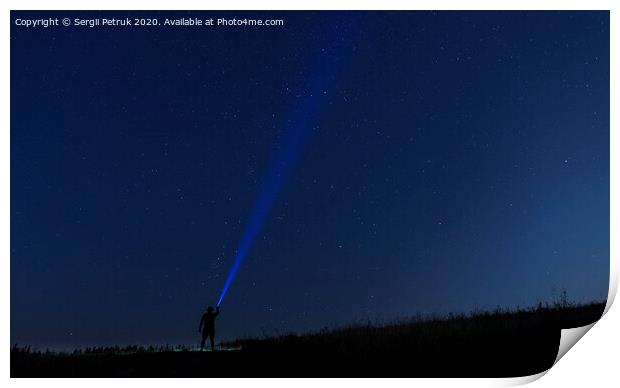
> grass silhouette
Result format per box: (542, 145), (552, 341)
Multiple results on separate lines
(11, 301), (605, 377)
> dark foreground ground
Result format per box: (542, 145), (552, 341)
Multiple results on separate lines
(11, 302), (605, 377)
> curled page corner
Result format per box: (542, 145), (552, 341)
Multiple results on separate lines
(502, 370), (548, 386)
(553, 322), (596, 365)
(503, 322), (598, 386)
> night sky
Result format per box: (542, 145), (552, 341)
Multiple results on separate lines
(11, 11), (609, 349)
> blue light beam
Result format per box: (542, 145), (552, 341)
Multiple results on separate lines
(217, 17), (361, 306)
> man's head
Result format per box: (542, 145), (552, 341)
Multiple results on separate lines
(207, 306), (214, 313)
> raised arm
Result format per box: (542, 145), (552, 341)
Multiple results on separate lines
(215, 307), (220, 317)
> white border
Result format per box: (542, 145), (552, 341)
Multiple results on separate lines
(3, 1), (617, 387)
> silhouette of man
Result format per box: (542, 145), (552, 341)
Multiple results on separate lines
(199, 306), (220, 351)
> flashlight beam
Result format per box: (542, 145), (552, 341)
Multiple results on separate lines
(217, 95), (320, 307)
(217, 17), (361, 306)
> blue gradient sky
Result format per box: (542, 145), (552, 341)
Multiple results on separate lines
(11, 11), (609, 348)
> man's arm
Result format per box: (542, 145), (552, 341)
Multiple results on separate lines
(198, 315), (204, 332)
(215, 307), (220, 317)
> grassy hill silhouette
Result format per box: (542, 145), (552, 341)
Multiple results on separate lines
(11, 301), (605, 377)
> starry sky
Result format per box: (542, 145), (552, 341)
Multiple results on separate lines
(11, 11), (609, 349)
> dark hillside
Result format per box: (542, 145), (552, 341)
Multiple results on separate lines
(11, 302), (605, 377)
